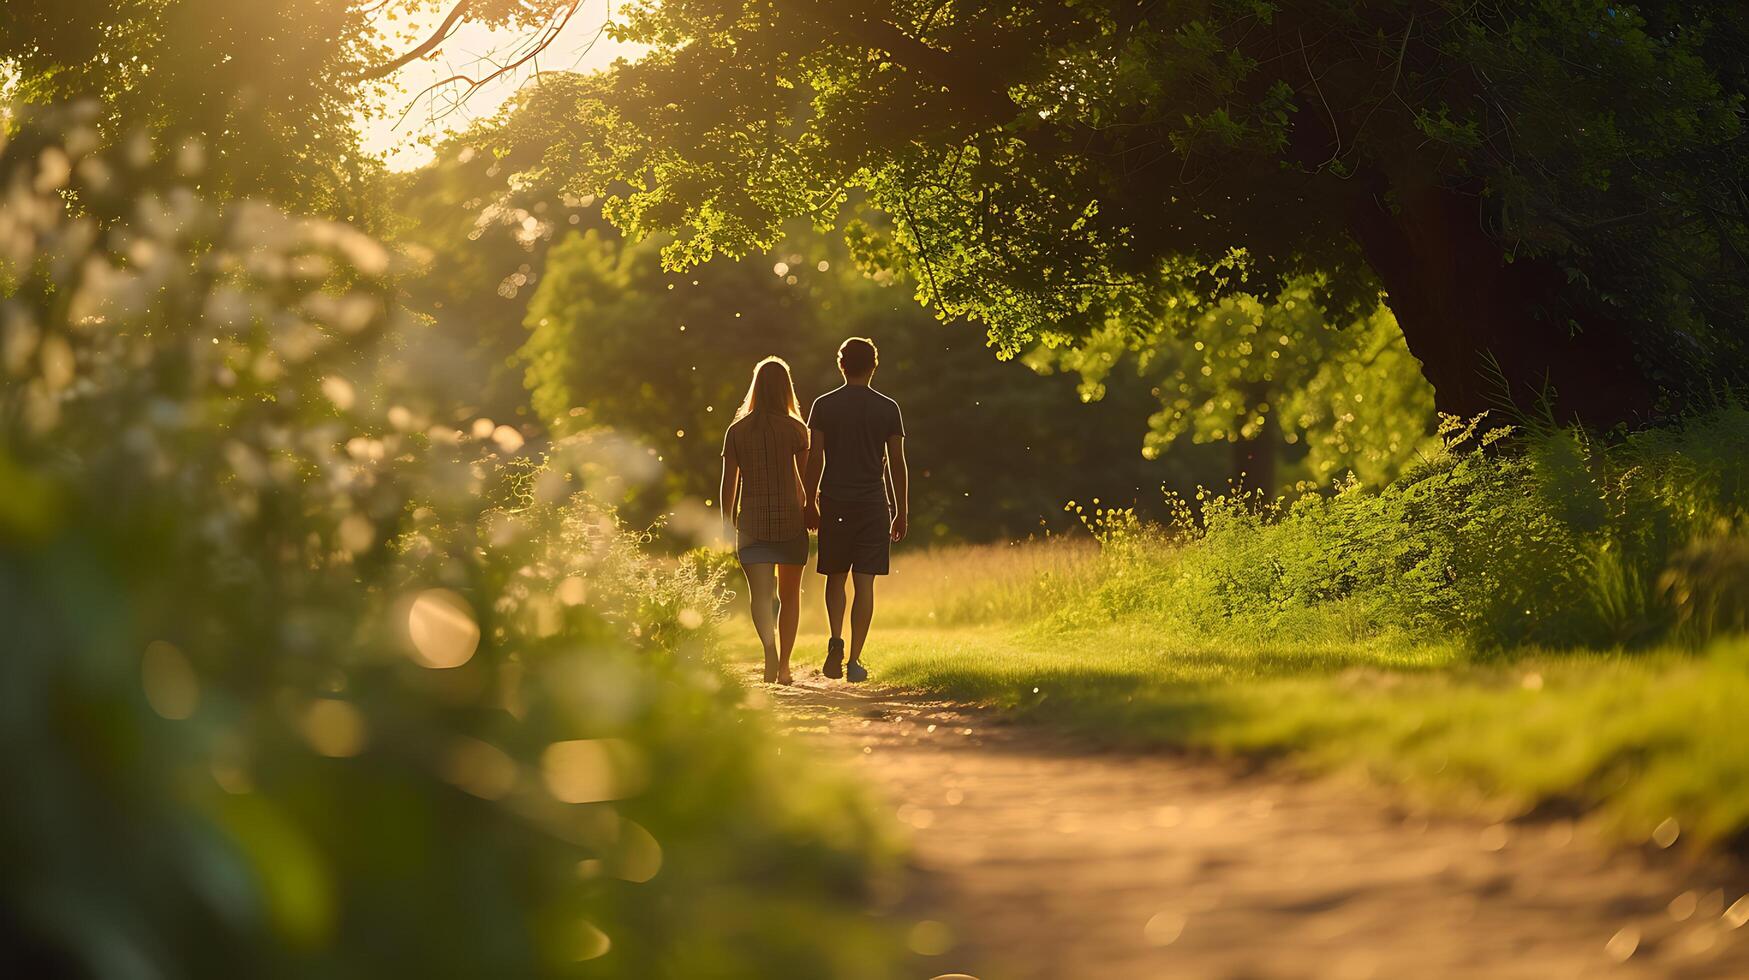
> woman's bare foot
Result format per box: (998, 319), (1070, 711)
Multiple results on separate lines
(777, 662), (793, 685)
(762, 653), (779, 684)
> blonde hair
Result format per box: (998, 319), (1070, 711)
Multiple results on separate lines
(734, 356), (803, 422)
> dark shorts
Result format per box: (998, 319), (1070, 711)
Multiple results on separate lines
(817, 499), (891, 575)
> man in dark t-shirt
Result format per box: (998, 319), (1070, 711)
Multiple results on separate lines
(803, 337), (908, 683)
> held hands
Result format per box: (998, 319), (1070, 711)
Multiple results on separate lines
(890, 510), (908, 542)
(803, 499), (821, 531)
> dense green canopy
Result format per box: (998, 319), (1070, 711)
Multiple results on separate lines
(491, 0), (1749, 428)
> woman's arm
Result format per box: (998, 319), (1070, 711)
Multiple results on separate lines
(719, 438), (739, 544)
(792, 424), (810, 509)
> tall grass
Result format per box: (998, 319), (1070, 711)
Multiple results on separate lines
(849, 539), (1103, 629)
(1055, 409), (1749, 652)
(847, 408), (1749, 850)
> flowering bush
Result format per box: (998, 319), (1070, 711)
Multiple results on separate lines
(1, 105), (899, 978)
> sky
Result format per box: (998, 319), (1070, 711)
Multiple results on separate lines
(357, 1), (638, 171)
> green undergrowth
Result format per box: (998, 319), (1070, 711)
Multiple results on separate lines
(1, 114), (907, 980)
(1066, 407), (1749, 652)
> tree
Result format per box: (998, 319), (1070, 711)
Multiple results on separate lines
(380, 139), (605, 421)
(1033, 285), (1437, 495)
(0, 1), (585, 218)
(484, 0), (1749, 430)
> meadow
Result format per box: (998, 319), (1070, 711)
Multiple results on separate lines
(732, 409), (1749, 852)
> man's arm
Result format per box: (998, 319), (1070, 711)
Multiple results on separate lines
(886, 433), (908, 542)
(802, 436), (824, 531)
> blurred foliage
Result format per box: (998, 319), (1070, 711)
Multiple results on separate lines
(377, 140), (616, 424)
(0, 105), (903, 979)
(1661, 535), (1749, 641)
(1061, 407), (1749, 651)
(488, 0), (1749, 426)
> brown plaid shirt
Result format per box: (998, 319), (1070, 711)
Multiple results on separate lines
(723, 413), (809, 541)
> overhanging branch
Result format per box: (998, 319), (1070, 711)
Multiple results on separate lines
(359, 0), (476, 81)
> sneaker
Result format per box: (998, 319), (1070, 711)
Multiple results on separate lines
(846, 660), (868, 684)
(822, 637), (845, 679)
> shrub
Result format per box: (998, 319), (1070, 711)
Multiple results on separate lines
(1063, 409), (1749, 652)
(0, 105), (899, 979)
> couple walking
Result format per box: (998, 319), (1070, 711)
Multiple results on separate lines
(718, 337), (907, 685)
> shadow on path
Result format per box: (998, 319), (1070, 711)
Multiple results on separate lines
(736, 663), (1749, 979)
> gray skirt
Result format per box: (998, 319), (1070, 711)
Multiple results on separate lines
(737, 531), (810, 566)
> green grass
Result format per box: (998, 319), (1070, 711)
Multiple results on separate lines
(728, 538), (1746, 856)
(853, 623), (1749, 850)
(714, 411), (1749, 853)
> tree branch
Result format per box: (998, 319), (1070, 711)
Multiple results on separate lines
(359, 0), (476, 81)
(393, 2), (589, 127)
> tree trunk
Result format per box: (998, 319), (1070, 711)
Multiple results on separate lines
(1344, 175), (1658, 430)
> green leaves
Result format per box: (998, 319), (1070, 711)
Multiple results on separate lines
(481, 0), (1749, 425)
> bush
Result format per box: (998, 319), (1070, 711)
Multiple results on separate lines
(0, 106), (899, 979)
(1060, 409), (1749, 652)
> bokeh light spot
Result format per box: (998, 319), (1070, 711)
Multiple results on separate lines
(557, 576), (588, 606)
(572, 920), (612, 961)
(1143, 910), (1186, 947)
(907, 920), (954, 956)
(443, 737), (517, 800)
(407, 589), (480, 668)
(1605, 926), (1640, 962)
(300, 699), (367, 758)
(1652, 817), (1680, 849)
(613, 819), (663, 883)
(142, 640), (199, 719)
(541, 739), (646, 804)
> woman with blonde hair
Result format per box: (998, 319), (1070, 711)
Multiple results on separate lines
(719, 356), (811, 683)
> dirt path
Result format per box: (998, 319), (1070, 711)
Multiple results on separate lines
(740, 666), (1749, 979)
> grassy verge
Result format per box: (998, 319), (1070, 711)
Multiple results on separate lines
(719, 409), (1749, 853)
(855, 624), (1749, 850)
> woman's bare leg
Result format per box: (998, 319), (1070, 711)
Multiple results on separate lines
(742, 563), (779, 681)
(776, 564), (804, 684)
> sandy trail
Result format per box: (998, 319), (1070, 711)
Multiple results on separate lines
(741, 665), (1749, 979)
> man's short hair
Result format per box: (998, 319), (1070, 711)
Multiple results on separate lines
(838, 337), (878, 376)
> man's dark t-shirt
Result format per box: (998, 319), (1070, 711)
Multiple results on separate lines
(807, 384), (905, 505)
